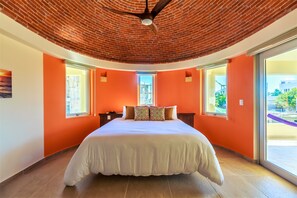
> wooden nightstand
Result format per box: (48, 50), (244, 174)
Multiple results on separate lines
(177, 113), (195, 127)
(99, 113), (123, 127)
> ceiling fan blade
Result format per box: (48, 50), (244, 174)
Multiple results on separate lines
(151, 0), (172, 19)
(148, 22), (158, 34)
(103, 7), (142, 19)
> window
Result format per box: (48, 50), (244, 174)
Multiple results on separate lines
(66, 65), (90, 117)
(138, 74), (155, 105)
(204, 64), (227, 115)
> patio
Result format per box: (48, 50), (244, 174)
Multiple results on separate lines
(267, 123), (297, 176)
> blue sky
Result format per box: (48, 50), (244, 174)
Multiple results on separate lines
(267, 75), (297, 93)
(140, 75), (153, 84)
(215, 76), (226, 91)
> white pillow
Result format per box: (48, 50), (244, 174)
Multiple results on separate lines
(167, 105), (177, 119)
(122, 106), (126, 118)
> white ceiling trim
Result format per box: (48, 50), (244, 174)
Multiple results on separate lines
(1, 9), (297, 71)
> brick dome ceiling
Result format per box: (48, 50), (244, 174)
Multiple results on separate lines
(1, 0), (297, 64)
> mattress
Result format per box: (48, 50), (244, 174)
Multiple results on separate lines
(64, 118), (224, 186)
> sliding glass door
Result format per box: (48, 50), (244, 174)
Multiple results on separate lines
(259, 39), (297, 185)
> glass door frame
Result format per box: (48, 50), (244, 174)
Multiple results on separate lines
(258, 38), (297, 186)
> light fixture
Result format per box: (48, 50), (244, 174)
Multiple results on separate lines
(100, 72), (107, 82)
(141, 18), (153, 26)
(185, 71), (192, 82)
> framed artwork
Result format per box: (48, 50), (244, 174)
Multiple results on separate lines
(0, 69), (12, 98)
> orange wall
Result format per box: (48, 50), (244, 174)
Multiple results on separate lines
(197, 55), (254, 159)
(96, 68), (138, 114)
(44, 53), (254, 159)
(157, 55), (254, 159)
(157, 68), (199, 114)
(43, 54), (99, 156)
(44, 57), (138, 156)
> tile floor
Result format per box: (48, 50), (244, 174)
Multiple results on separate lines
(0, 147), (296, 198)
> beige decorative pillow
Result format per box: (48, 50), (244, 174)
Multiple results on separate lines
(134, 106), (149, 121)
(165, 107), (174, 120)
(150, 107), (165, 121)
(125, 106), (135, 119)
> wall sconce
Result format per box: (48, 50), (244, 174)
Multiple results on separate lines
(185, 71), (192, 82)
(100, 71), (107, 82)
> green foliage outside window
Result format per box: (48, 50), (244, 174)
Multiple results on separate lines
(270, 89), (282, 96)
(276, 88), (297, 111)
(215, 92), (226, 109)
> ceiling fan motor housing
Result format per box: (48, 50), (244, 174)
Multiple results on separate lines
(141, 14), (153, 25)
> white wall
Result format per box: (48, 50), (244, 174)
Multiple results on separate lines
(0, 33), (44, 182)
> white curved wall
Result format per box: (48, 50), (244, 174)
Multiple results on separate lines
(0, 33), (44, 182)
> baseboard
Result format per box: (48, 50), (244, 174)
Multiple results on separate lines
(213, 144), (259, 164)
(0, 145), (79, 186)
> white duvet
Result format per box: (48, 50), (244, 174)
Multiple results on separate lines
(64, 118), (224, 186)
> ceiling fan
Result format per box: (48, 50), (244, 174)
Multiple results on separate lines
(103, 0), (172, 34)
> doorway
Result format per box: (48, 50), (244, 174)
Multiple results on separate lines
(259, 39), (297, 185)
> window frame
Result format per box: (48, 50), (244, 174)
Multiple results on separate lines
(66, 64), (91, 118)
(203, 63), (228, 116)
(137, 73), (156, 106)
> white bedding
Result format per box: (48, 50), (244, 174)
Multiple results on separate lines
(64, 118), (224, 186)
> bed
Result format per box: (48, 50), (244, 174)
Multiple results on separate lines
(64, 118), (224, 186)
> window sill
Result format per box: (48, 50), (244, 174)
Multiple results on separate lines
(201, 113), (228, 120)
(66, 113), (92, 119)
